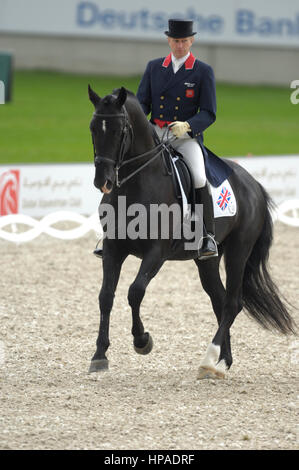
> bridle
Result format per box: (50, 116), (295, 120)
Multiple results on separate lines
(92, 107), (175, 188)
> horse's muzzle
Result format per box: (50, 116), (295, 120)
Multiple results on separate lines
(94, 163), (115, 193)
(94, 173), (114, 193)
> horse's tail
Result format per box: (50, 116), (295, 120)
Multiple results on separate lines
(242, 186), (296, 335)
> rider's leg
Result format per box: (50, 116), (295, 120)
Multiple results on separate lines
(172, 137), (218, 260)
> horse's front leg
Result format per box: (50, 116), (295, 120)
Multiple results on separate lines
(89, 248), (127, 373)
(128, 248), (164, 355)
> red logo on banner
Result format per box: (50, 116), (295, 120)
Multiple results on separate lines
(0, 170), (20, 215)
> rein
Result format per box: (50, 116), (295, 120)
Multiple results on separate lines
(92, 109), (175, 188)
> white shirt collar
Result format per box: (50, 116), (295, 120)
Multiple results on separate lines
(171, 52), (190, 73)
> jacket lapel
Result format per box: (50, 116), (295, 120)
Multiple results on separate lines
(160, 53), (196, 94)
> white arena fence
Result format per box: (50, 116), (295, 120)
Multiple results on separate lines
(272, 199), (299, 228)
(0, 200), (298, 243)
(0, 211), (102, 243)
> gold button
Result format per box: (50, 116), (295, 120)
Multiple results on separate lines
(160, 96), (164, 100)
(173, 116), (177, 120)
(176, 97), (181, 101)
(160, 105), (164, 109)
(175, 106), (179, 110)
(160, 114), (163, 118)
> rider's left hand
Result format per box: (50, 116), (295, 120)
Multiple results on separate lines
(169, 121), (191, 137)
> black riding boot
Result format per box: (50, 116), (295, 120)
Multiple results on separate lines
(195, 184), (218, 260)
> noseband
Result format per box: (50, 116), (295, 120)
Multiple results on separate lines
(92, 107), (174, 188)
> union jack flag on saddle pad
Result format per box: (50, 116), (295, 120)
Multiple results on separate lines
(211, 180), (237, 218)
(217, 187), (231, 211)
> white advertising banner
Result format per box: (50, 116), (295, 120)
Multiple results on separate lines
(0, 163), (100, 217)
(0, 0), (299, 48)
(230, 155), (299, 204)
(0, 156), (299, 218)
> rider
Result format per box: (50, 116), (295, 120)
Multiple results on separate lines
(136, 18), (218, 259)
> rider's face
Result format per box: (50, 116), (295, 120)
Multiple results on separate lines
(167, 36), (194, 59)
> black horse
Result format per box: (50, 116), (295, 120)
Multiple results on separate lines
(88, 85), (295, 379)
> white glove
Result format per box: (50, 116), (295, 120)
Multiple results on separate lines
(169, 121), (191, 137)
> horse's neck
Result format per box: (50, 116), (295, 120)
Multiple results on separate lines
(126, 103), (155, 157)
(124, 104), (167, 186)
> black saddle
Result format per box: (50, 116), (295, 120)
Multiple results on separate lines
(169, 150), (195, 214)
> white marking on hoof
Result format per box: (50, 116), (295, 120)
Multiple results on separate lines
(200, 343), (220, 369)
(102, 120), (106, 133)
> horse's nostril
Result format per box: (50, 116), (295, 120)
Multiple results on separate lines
(101, 179), (113, 194)
(106, 180), (113, 190)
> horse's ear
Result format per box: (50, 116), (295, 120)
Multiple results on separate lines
(88, 84), (101, 107)
(115, 87), (127, 109)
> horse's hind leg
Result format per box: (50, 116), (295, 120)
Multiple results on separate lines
(128, 248), (164, 355)
(194, 249), (233, 377)
(89, 247), (127, 373)
(197, 238), (249, 379)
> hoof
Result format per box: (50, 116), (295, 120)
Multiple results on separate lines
(88, 359), (109, 373)
(134, 333), (153, 355)
(197, 366), (225, 380)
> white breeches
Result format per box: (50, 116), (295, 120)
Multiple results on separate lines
(154, 125), (206, 188)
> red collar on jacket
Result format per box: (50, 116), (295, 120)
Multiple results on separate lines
(162, 52), (196, 70)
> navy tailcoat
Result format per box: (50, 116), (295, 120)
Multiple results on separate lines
(136, 53), (232, 187)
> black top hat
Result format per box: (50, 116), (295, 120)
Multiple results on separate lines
(165, 19), (197, 38)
